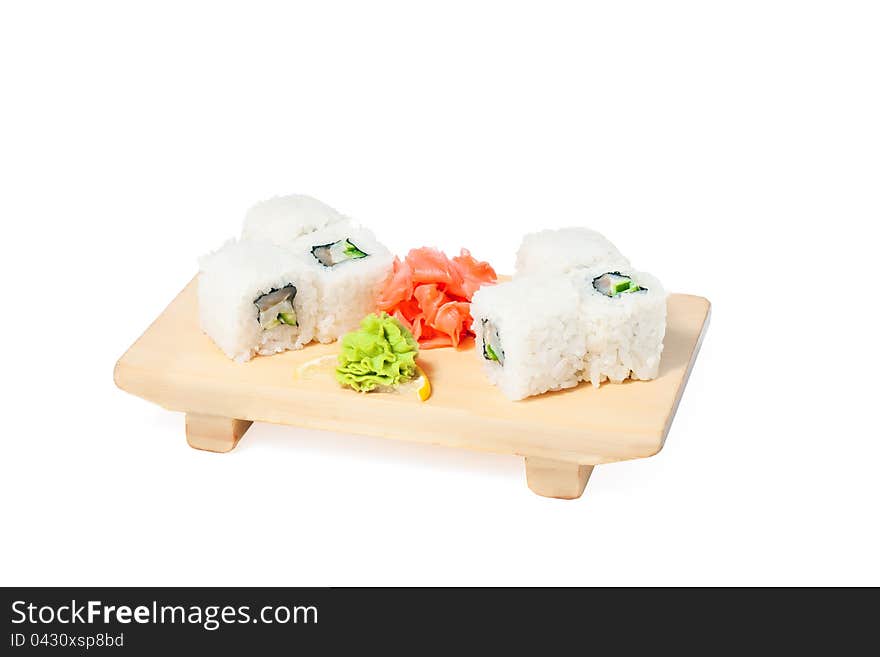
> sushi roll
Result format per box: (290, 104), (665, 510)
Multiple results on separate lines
(514, 227), (631, 277)
(471, 274), (586, 400)
(574, 268), (667, 386)
(291, 221), (395, 343)
(198, 240), (318, 362)
(241, 194), (348, 246)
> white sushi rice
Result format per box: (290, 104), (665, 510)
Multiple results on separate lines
(237, 195), (395, 346)
(471, 274), (586, 401)
(290, 221), (395, 343)
(574, 267), (667, 387)
(515, 227), (631, 277)
(241, 194), (347, 246)
(471, 262), (667, 399)
(198, 240), (318, 362)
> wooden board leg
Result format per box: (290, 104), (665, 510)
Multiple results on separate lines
(525, 457), (594, 499)
(185, 413), (252, 453)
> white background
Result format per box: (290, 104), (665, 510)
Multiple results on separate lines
(1, 1), (878, 586)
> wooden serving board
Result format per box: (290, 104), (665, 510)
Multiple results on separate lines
(115, 277), (710, 499)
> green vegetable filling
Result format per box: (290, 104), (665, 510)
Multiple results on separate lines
(278, 311), (298, 326)
(335, 313), (419, 392)
(593, 272), (646, 297)
(255, 285), (298, 330)
(312, 238), (370, 267)
(485, 343), (500, 362)
(343, 240), (368, 259)
(481, 319), (504, 365)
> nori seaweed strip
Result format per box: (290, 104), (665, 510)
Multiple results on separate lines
(592, 272), (648, 296)
(481, 319), (492, 360)
(311, 238), (369, 267)
(254, 285), (297, 326)
(310, 242), (335, 267)
(481, 318), (504, 364)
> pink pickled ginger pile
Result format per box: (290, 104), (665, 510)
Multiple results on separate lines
(377, 247), (497, 349)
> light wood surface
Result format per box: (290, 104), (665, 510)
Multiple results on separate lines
(525, 458), (594, 500)
(185, 413), (253, 453)
(115, 277), (710, 499)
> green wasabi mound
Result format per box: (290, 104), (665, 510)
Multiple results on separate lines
(335, 313), (419, 392)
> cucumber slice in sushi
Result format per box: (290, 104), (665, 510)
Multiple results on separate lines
(481, 319), (505, 365)
(278, 311), (298, 326)
(592, 272), (646, 297)
(255, 285), (298, 329)
(311, 238), (369, 267)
